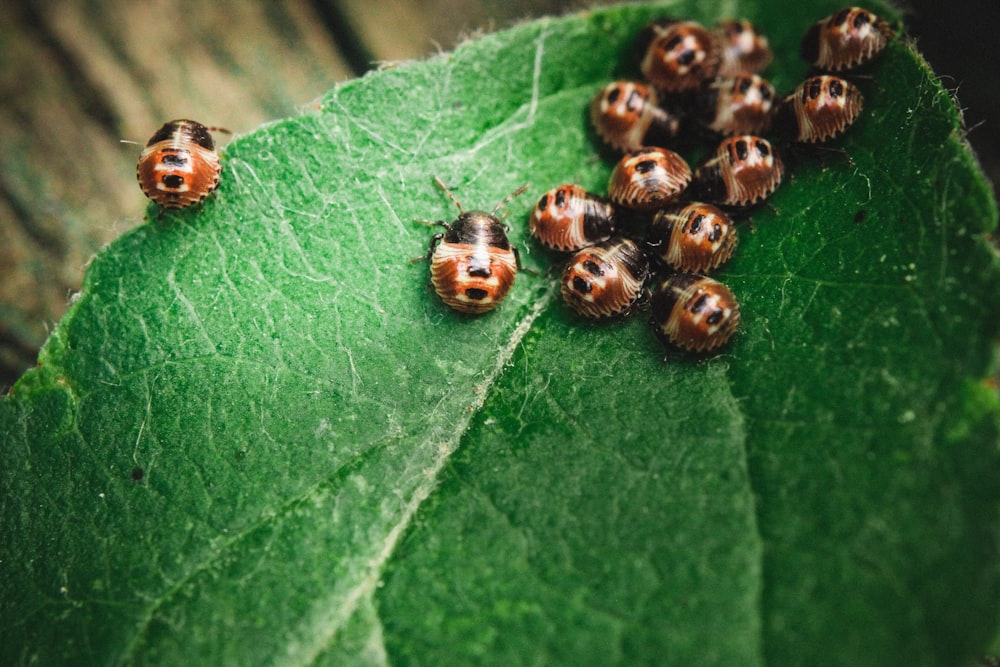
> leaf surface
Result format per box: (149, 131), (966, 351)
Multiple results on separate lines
(2, 1), (999, 665)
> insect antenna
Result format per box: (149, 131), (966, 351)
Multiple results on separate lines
(433, 175), (465, 214)
(491, 184), (530, 216)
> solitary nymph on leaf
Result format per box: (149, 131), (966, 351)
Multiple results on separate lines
(422, 176), (529, 315)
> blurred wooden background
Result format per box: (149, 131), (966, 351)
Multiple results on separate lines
(1, 0), (997, 387)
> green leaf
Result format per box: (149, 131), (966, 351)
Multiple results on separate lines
(3, 1), (999, 665)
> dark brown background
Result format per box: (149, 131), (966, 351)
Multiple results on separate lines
(1, 0), (997, 388)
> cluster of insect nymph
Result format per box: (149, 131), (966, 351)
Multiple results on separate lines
(134, 6), (892, 359)
(417, 5), (893, 359)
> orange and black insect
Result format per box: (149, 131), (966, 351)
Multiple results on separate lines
(590, 81), (681, 152)
(800, 7), (892, 72)
(647, 202), (738, 273)
(639, 19), (720, 93)
(650, 273), (740, 353)
(136, 119), (228, 212)
(689, 135), (784, 208)
(713, 19), (773, 77)
(530, 184), (616, 252)
(695, 73), (776, 136)
(773, 75), (864, 143)
(560, 237), (650, 319)
(425, 177), (528, 314)
(608, 147), (692, 211)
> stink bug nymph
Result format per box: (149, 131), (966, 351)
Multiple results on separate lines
(773, 75), (864, 143)
(590, 81), (681, 152)
(647, 202), (738, 273)
(639, 19), (720, 93)
(650, 273), (740, 353)
(713, 19), (773, 77)
(530, 184), (616, 252)
(800, 7), (892, 72)
(136, 119), (228, 212)
(424, 177), (528, 314)
(689, 135), (784, 208)
(696, 73), (776, 136)
(608, 147), (692, 211)
(560, 237), (650, 319)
